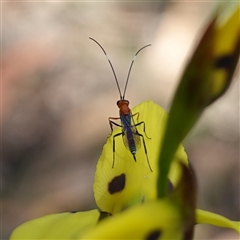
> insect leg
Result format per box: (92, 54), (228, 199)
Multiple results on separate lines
(132, 112), (139, 122)
(136, 132), (153, 172)
(135, 121), (151, 139)
(112, 132), (123, 168)
(108, 117), (121, 137)
(132, 112), (151, 139)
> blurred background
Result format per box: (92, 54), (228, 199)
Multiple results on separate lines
(2, 1), (239, 239)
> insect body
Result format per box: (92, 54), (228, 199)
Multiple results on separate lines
(90, 37), (152, 172)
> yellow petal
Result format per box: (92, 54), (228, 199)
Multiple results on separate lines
(81, 200), (184, 240)
(196, 209), (240, 234)
(84, 163), (196, 239)
(94, 100), (188, 214)
(10, 210), (100, 239)
(211, 4), (240, 100)
(216, 3), (239, 57)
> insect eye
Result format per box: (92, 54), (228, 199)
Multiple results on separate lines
(116, 100), (120, 105)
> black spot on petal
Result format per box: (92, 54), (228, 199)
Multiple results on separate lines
(108, 173), (126, 194)
(214, 54), (234, 70)
(145, 229), (162, 240)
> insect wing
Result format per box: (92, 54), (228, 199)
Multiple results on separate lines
(122, 125), (141, 152)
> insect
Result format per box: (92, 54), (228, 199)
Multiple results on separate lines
(90, 37), (152, 172)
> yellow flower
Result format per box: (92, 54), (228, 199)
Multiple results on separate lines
(10, 3), (240, 239)
(94, 100), (188, 215)
(10, 102), (240, 239)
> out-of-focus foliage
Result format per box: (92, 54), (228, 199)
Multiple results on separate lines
(157, 5), (239, 197)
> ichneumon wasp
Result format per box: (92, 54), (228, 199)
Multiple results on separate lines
(90, 37), (153, 172)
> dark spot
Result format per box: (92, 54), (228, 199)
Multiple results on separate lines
(108, 173), (126, 194)
(145, 229), (162, 240)
(214, 54), (234, 70)
(98, 211), (112, 222)
(167, 179), (174, 194)
(70, 211), (79, 213)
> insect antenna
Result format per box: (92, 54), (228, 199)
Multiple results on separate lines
(89, 37), (123, 99)
(122, 44), (151, 100)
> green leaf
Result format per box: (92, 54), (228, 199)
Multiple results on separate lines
(158, 5), (240, 198)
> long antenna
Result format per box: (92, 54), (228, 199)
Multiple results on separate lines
(90, 37), (151, 100)
(123, 44), (151, 100)
(89, 37), (122, 99)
